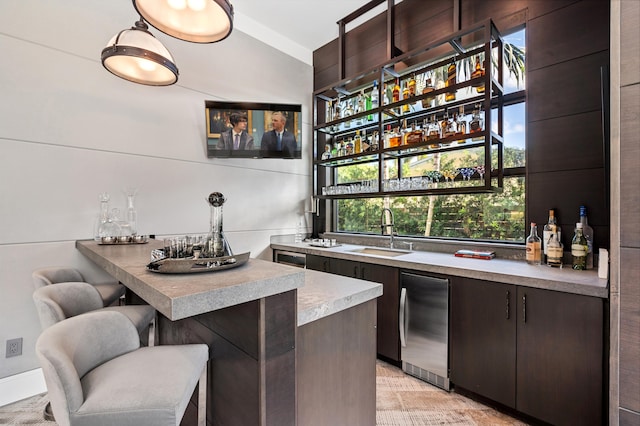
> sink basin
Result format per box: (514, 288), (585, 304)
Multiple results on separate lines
(349, 247), (410, 257)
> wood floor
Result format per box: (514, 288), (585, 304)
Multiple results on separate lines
(0, 361), (528, 425)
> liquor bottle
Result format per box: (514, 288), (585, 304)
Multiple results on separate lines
(321, 144), (332, 160)
(571, 223), (588, 270)
(383, 124), (392, 148)
(470, 105), (484, 141)
(402, 81), (410, 113)
(471, 56), (485, 94)
(369, 80), (379, 122)
(408, 73), (417, 97)
(345, 138), (354, 155)
(360, 129), (369, 152)
(546, 232), (563, 267)
(445, 59), (457, 102)
(401, 119), (410, 145)
(356, 90), (365, 125)
(455, 105), (467, 144)
(435, 70), (445, 105)
(370, 131), (379, 151)
(579, 205), (594, 269)
(407, 121), (422, 144)
(392, 79), (401, 103)
(389, 126), (402, 148)
(421, 73), (435, 108)
(353, 130), (362, 154)
(526, 222), (542, 265)
(427, 115), (441, 149)
(543, 209), (559, 262)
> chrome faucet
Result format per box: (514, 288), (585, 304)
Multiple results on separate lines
(380, 208), (396, 249)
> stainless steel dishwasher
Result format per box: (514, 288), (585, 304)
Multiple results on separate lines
(399, 272), (450, 391)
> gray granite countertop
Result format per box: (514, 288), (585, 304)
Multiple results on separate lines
(77, 240), (383, 324)
(271, 242), (609, 299)
(77, 240), (305, 320)
(297, 269), (382, 326)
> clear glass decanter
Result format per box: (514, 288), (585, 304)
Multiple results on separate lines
(124, 187), (138, 236)
(206, 192), (233, 257)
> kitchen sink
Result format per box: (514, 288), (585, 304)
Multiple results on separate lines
(349, 247), (411, 257)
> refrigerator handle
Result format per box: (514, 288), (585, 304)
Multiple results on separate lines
(399, 287), (407, 348)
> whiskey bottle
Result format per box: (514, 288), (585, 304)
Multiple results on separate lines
(369, 80), (379, 122)
(392, 79), (400, 103)
(445, 59), (457, 102)
(406, 121), (422, 145)
(408, 73), (417, 97)
(421, 73), (435, 108)
(543, 209), (559, 262)
(471, 56), (485, 94)
(571, 223), (588, 270)
(427, 115), (441, 149)
(383, 124), (392, 148)
(389, 126), (402, 148)
(470, 105), (484, 141)
(546, 232), (563, 268)
(526, 222), (542, 265)
(402, 81), (410, 113)
(579, 205), (594, 269)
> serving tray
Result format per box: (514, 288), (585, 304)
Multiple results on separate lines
(146, 252), (250, 274)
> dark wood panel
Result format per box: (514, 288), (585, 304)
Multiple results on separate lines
(265, 350), (296, 426)
(516, 287), (603, 426)
(297, 300), (377, 425)
(620, 248), (640, 413)
(264, 290), (296, 358)
(528, 50), (609, 122)
(450, 277), (517, 408)
(620, 85), (640, 248)
(361, 263), (400, 361)
(527, 0), (609, 71)
(460, 0), (528, 31)
(193, 299), (260, 359)
(526, 0), (581, 20)
(527, 168), (608, 248)
(528, 110), (605, 173)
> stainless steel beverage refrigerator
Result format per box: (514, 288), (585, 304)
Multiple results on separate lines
(399, 272), (450, 391)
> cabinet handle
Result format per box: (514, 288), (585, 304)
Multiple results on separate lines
(354, 265), (359, 278)
(506, 290), (510, 319)
(399, 287), (407, 348)
(522, 294), (527, 323)
(323, 260), (328, 272)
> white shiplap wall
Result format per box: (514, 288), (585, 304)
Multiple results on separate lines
(0, 0), (313, 388)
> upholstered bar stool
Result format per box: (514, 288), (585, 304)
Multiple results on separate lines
(36, 310), (208, 426)
(32, 266), (125, 307)
(32, 281), (156, 345)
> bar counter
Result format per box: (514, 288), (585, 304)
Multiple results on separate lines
(76, 239), (382, 425)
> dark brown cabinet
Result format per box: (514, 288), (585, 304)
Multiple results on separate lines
(450, 277), (516, 407)
(306, 255), (400, 362)
(450, 277), (604, 426)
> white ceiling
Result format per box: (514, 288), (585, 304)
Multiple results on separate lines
(231, 0), (394, 65)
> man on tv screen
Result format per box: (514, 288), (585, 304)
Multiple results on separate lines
(217, 113), (254, 152)
(260, 111), (298, 158)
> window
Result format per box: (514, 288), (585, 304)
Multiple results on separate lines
(333, 28), (526, 243)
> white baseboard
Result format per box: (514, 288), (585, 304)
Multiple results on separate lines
(0, 368), (47, 407)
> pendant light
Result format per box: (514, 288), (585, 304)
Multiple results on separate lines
(132, 0), (234, 43)
(101, 19), (179, 86)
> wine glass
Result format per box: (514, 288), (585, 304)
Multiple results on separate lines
(458, 167), (475, 181)
(474, 165), (486, 182)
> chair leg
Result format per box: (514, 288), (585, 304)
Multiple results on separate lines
(198, 364), (207, 426)
(148, 315), (156, 347)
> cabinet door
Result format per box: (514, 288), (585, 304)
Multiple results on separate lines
(306, 254), (330, 272)
(516, 287), (603, 426)
(450, 277), (516, 408)
(360, 263), (400, 362)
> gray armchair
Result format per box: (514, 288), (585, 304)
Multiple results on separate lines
(36, 310), (208, 426)
(32, 266), (125, 307)
(32, 281), (156, 345)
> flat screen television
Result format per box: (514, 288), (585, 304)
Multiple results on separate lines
(205, 100), (302, 159)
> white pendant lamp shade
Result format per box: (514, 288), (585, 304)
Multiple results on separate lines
(101, 20), (179, 86)
(133, 0), (234, 43)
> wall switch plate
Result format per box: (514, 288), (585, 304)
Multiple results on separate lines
(6, 338), (23, 358)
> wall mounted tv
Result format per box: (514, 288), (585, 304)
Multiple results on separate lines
(205, 100), (302, 159)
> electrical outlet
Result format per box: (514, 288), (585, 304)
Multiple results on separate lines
(6, 338), (23, 358)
